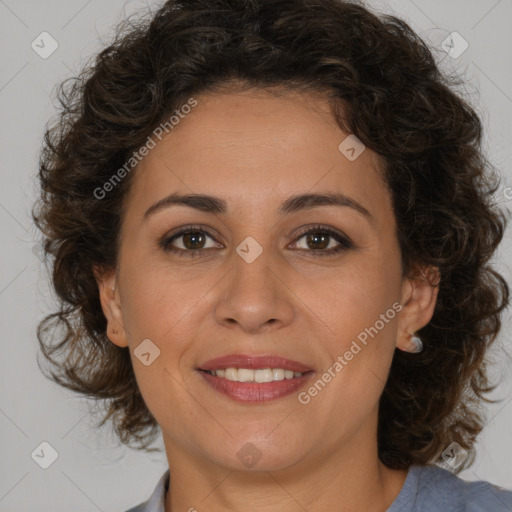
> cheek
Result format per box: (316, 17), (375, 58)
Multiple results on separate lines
(297, 250), (401, 400)
(118, 258), (210, 342)
(117, 259), (212, 409)
(300, 251), (401, 336)
(130, 360), (198, 446)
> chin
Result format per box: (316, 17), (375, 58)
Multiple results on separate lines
(206, 433), (309, 472)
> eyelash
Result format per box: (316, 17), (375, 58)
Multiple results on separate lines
(159, 224), (354, 258)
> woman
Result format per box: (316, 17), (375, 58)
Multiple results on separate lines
(33, 0), (512, 510)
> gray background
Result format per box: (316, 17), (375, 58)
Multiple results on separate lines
(1, 0), (511, 510)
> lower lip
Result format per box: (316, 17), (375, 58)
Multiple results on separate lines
(198, 370), (314, 403)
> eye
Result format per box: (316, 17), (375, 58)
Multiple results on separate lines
(159, 225), (222, 257)
(290, 225), (353, 256)
(159, 224), (354, 258)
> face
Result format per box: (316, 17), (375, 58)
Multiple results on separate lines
(97, 87), (438, 473)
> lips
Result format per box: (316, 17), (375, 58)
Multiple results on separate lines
(198, 354), (314, 373)
(196, 354), (315, 403)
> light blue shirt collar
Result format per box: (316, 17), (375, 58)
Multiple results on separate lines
(127, 464), (512, 512)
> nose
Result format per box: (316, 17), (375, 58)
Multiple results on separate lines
(214, 248), (294, 334)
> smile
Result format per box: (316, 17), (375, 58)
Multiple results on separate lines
(197, 354), (315, 402)
(204, 367), (304, 382)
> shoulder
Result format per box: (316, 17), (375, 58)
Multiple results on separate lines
(124, 506), (145, 512)
(389, 464), (512, 512)
(123, 469), (169, 512)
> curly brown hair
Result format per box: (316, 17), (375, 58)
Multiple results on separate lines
(32, 0), (510, 470)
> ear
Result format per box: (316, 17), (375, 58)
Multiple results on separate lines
(93, 265), (128, 348)
(396, 265), (440, 353)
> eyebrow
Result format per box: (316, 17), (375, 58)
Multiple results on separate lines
(143, 192), (372, 221)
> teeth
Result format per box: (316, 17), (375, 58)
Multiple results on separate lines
(238, 368), (255, 382)
(254, 369), (273, 383)
(224, 368), (237, 381)
(272, 368), (284, 381)
(207, 368), (305, 382)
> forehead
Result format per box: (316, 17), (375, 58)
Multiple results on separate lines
(123, 88), (391, 224)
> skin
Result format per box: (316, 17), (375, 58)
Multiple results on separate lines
(95, 86), (439, 512)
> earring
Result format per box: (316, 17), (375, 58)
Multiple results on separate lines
(406, 332), (423, 353)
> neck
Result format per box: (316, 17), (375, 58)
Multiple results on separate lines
(163, 421), (408, 512)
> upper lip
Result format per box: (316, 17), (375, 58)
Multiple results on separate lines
(198, 354), (314, 373)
